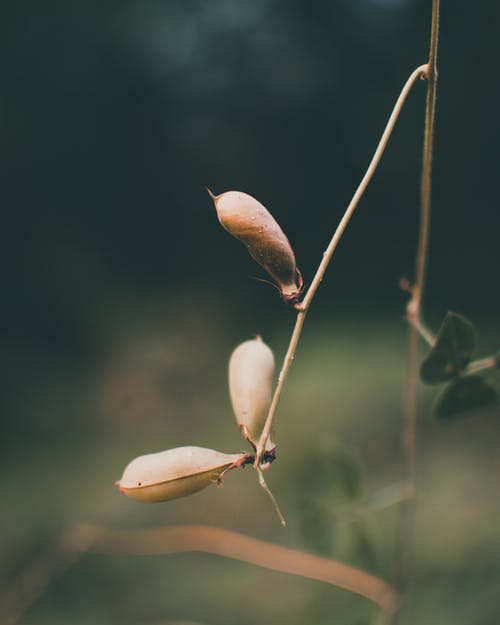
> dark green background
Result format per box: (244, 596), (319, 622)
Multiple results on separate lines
(2, 0), (499, 364)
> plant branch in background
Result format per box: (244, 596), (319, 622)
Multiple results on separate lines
(397, 0), (441, 599)
(78, 524), (400, 614)
(0, 523), (399, 625)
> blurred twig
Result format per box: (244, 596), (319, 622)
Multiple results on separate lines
(0, 516), (400, 625)
(466, 354), (500, 374)
(73, 523), (399, 614)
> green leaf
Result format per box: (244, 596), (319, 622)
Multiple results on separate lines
(298, 498), (334, 556)
(420, 312), (475, 383)
(435, 375), (498, 419)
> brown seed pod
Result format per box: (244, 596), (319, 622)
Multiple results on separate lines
(228, 336), (275, 452)
(116, 446), (248, 503)
(208, 189), (303, 304)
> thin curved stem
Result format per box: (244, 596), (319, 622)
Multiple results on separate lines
(255, 466), (287, 527)
(301, 63), (428, 314)
(0, 517), (399, 625)
(76, 523), (400, 614)
(254, 63), (428, 466)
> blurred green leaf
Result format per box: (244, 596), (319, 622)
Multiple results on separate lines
(435, 375), (498, 419)
(323, 449), (362, 500)
(298, 498), (334, 556)
(420, 312), (475, 383)
(350, 523), (379, 570)
(295, 447), (362, 504)
(295, 447), (361, 555)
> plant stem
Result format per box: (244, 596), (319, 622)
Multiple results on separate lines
(407, 315), (436, 347)
(255, 466), (287, 527)
(414, 2), (440, 303)
(396, 0), (440, 600)
(254, 63), (427, 468)
(78, 523), (400, 614)
(466, 354), (500, 375)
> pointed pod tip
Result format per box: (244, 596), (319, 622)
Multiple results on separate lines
(206, 186), (218, 202)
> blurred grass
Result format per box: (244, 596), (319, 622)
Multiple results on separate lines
(1, 307), (499, 625)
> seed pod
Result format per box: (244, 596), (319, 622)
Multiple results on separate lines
(209, 189), (303, 303)
(116, 446), (247, 503)
(229, 336), (275, 450)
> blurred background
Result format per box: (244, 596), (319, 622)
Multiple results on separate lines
(1, 1), (500, 624)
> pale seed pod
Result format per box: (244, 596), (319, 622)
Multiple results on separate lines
(116, 446), (248, 503)
(208, 189), (303, 304)
(228, 336), (275, 451)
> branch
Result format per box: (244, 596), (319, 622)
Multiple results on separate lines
(397, 0), (441, 597)
(0, 521), (399, 624)
(76, 523), (400, 614)
(254, 64), (428, 467)
(466, 353), (500, 375)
